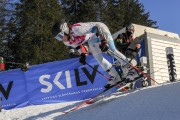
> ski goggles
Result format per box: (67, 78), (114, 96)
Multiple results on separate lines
(55, 32), (64, 41)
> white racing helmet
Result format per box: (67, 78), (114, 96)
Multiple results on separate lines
(52, 22), (69, 41)
(126, 24), (135, 34)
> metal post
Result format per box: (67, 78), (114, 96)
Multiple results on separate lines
(166, 47), (177, 82)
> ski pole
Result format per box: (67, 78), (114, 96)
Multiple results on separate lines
(107, 49), (159, 84)
(85, 62), (128, 92)
(85, 62), (110, 80)
(150, 68), (163, 75)
(114, 63), (163, 77)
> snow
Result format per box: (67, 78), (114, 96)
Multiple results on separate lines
(1, 81), (180, 120)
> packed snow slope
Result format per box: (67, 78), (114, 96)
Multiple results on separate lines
(1, 81), (180, 120)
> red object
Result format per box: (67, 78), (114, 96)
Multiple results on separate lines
(81, 44), (88, 54)
(0, 56), (5, 71)
(0, 63), (5, 71)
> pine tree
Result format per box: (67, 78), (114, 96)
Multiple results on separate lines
(0, 0), (6, 55)
(10, 0), (69, 65)
(0, 0), (15, 58)
(102, 0), (157, 33)
(61, 0), (157, 33)
(120, 0), (157, 27)
(100, 0), (124, 33)
(61, 0), (100, 23)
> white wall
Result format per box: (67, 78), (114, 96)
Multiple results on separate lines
(150, 38), (180, 83)
(112, 23), (180, 39)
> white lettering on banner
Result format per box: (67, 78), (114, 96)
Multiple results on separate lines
(39, 75), (52, 93)
(65, 70), (72, 88)
(41, 87), (103, 100)
(53, 72), (65, 90)
(39, 65), (99, 93)
(39, 71), (73, 93)
(2, 103), (16, 107)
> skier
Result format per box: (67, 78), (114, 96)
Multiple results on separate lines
(114, 24), (141, 64)
(52, 22), (139, 88)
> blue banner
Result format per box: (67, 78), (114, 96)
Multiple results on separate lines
(136, 39), (146, 63)
(0, 54), (113, 110)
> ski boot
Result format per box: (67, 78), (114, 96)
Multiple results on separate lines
(104, 75), (122, 89)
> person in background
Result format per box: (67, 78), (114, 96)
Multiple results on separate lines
(114, 24), (141, 65)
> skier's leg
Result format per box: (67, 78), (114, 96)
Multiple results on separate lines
(106, 33), (139, 81)
(88, 37), (121, 86)
(93, 23), (139, 82)
(92, 24), (130, 77)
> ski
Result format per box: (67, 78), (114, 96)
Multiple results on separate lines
(85, 82), (126, 104)
(88, 76), (145, 104)
(61, 76), (145, 115)
(61, 81), (125, 115)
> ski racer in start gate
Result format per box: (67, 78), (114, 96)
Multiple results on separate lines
(52, 22), (139, 88)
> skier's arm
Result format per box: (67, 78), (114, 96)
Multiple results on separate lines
(75, 45), (88, 65)
(131, 38), (142, 52)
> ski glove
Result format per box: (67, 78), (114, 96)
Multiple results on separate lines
(79, 53), (86, 65)
(69, 49), (79, 58)
(99, 39), (109, 52)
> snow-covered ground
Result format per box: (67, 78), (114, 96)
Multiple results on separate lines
(1, 81), (180, 120)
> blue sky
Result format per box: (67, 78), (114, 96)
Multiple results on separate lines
(139, 0), (180, 36)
